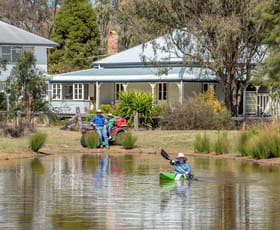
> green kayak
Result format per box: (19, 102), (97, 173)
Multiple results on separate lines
(160, 172), (184, 181)
(160, 172), (194, 181)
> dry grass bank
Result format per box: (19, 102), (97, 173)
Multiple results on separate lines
(0, 127), (239, 158)
(0, 127), (280, 167)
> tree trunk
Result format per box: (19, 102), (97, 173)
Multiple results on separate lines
(222, 73), (244, 117)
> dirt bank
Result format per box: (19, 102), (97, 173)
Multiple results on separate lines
(1, 145), (280, 167)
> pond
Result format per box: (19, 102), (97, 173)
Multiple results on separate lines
(0, 153), (279, 230)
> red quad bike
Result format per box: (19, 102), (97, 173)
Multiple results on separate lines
(80, 116), (128, 147)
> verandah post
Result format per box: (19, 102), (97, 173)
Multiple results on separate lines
(177, 81), (184, 104)
(149, 82), (156, 104)
(96, 82), (102, 110)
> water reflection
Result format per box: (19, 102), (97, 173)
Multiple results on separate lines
(0, 154), (278, 229)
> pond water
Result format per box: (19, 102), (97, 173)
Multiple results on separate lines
(0, 153), (279, 230)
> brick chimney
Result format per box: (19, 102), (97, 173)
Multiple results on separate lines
(107, 30), (118, 56)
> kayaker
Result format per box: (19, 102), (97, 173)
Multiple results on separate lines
(170, 153), (191, 177)
(90, 109), (109, 149)
(107, 113), (116, 140)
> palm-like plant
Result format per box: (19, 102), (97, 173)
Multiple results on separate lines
(119, 91), (134, 123)
(119, 90), (154, 127)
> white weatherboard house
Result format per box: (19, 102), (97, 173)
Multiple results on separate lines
(50, 34), (271, 116)
(0, 21), (58, 89)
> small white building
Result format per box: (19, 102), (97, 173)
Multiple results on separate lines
(0, 21), (58, 89)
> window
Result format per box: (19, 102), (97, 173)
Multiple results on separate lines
(52, 84), (61, 100)
(0, 46), (34, 63)
(84, 84), (89, 100)
(202, 83), (216, 94)
(158, 83), (167, 100)
(52, 83), (90, 100)
(12, 47), (22, 63)
(115, 83), (124, 101)
(74, 83), (83, 100)
(62, 84), (73, 100)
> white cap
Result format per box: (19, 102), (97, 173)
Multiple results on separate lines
(96, 109), (102, 113)
(108, 113), (113, 116)
(176, 152), (186, 159)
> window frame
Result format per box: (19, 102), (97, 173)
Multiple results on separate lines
(115, 83), (124, 101)
(52, 83), (62, 100)
(0, 46), (35, 63)
(84, 84), (89, 100)
(73, 83), (84, 100)
(158, 82), (168, 101)
(62, 84), (74, 100)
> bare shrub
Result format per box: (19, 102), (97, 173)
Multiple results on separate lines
(0, 120), (35, 138)
(160, 96), (233, 130)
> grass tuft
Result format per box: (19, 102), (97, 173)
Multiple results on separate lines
(117, 131), (137, 149)
(84, 132), (100, 148)
(30, 132), (47, 152)
(236, 126), (280, 159)
(213, 132), (229, 155)
(193, 133), (211, 153)
(236, 132), (250, 156)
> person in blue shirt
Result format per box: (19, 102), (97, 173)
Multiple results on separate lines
(170, 152), (191, 177)
(90, 109), (109, 149)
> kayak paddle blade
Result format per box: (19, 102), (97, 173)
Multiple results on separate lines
(161, 149), (170, 161)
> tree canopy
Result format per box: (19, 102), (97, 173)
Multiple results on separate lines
(132, 0), (266, 115)
(254, 1), (280, 87)
(48, 0), (100, 73)
(0, 0), (61, 39)
(6, 52), (46, 119)
(94, 0), (164, 51)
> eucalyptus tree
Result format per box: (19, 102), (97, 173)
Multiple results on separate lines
(6, 52), (46, 120)
(0, 0), (62, 39)
(133, 0), (266, 115)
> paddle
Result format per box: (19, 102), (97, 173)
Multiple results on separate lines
(161, 149), (170, 160)
(160, 149), (198, 181)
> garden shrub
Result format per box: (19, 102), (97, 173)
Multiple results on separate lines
(117, 131), (137, 149)
(30, 132), (47, 152)
(193, 133), (211, 153)
(213, 132), (229, 155)
(119, 90), (155, 128)
(1, 120), (35, 138)
(199, 88), (227, 113)
(160, 95), (233, 130)
(84, 132), (99, 148)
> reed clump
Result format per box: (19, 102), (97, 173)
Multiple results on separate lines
(117, 131), (137, 149)
(84, 132), (100, 148)
(193, 133), (211, 153)
(30, 132), (47, 152)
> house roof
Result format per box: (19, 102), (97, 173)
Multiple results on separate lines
(0, 21), (58, 47)
(50, 67), (217, 83)
(94, 34), (186, 68)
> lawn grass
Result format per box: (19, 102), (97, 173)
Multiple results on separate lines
(135, 130), (240, 152)
(0, 126), (241, 153)
(0, 126), (81, 153)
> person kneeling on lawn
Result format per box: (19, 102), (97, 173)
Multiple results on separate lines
(90, 109), (109, 149)
(107, 113), (116, 140)
(170, 153), (191, 180)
